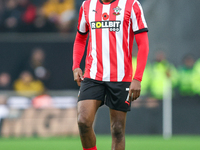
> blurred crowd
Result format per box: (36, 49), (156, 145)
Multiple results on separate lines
(0, 48), (50, 97)
(132, 51), (200, 101)
(0, 0), (76, 33)
(0, 0), (147, 33)
(0, 49), (200, 100)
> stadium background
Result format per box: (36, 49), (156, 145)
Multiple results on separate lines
(0, 0), (200, 149)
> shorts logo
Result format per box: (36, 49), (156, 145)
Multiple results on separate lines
(91, 21), (121, 32)
(78, 90), (80, 97)
(125, 101), (130, 105)
(125, 88), (130, 105)
(113, 6), (121, 15)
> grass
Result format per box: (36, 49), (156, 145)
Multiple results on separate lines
(0, 135), (200, 150)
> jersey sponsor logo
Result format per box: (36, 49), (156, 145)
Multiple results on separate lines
(91, 21), (121, 32)
(113, 6), (121, 15)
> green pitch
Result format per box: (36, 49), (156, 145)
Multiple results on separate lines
(0, 135), (200, 150)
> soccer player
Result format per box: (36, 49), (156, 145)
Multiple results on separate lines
(72, 0), (149, 149)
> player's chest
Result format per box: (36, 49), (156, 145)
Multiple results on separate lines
(86, 4), (131, 32)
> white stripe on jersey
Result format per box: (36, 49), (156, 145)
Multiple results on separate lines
(79, 1), (87, 33)
(137, 1), (148, 28)
(116, 0), (127, 81)
(102, 4), (111, 81)
(89, 0), (98, 79)
(127, 20), (131, 57)
(131, 6), (139, 32)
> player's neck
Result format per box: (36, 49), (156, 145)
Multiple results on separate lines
(102, 0), (113, 3)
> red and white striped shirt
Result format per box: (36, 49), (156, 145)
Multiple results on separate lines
(74, 0), (148, 82)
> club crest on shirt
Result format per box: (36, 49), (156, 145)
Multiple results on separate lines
(113, 6), (121, 15)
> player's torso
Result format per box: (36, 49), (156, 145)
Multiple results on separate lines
(83, 0), (135, 82)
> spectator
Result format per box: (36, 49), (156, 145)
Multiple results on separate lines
(13, 71), (45, 97)
(178, 54), (195, 96)
(0, 0), (4, 31)
(42, 0), (75, 32)
(33, 6), (57, 32)
(17, 0), (36, 32)
(0, 72), (11, 90)
(192, 58), (200, 96)
(24, 48), (50, 87)
(1, 0), (20, 32)
(149, 51), (178, 100)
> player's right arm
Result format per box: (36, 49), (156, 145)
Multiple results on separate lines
(72, 2), (89, 86)
(73, 32), (88, 86)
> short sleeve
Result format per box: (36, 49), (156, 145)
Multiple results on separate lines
(77, 2), (89, 34)
(131, 1), (148, 34)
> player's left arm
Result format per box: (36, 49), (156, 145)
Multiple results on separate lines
(129, 32), (149, 101)
(129, 0), (149, 101)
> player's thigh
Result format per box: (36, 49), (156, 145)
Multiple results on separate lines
(77, 78), (105, 124)
(77, 100), (102, 124)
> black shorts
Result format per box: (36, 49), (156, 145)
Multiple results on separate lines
(78, 78), (131, 112)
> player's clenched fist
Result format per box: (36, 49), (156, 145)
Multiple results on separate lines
(73, 68), (83, 86)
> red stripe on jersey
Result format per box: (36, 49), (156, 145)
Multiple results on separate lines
(129, 21), (134, 57)
(129, 21), (134, 78)
(95, 0), (103, 81)
(84, 34), (92, 78)
(109, 0), (119, 81)
(122, 0), (135, 81)
(133, 1), (145, 29)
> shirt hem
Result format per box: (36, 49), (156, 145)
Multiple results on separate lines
(84, 75), (132, 82)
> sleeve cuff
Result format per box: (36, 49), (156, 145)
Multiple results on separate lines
(133, 77), (142, 82)
(77, 29), (89, 35)
(134, 28), (148, 35)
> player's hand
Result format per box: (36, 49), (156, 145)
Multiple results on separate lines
(128, 79), (141, 101)
(73, 68), (84, 86)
